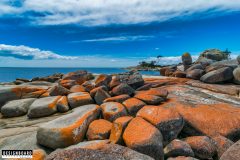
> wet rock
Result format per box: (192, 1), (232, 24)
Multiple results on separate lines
(46, 142), (154, 160)
(1, 98), (36, 117)
(164, 139), (194, 158)
(112, 83), (135, 96)
(104, 94), (130, 103)
(233, 67), (240, 84)
(70, 85), (86, 92)
(220, 140), (240, 160)
(212, 135), (234, 159)
(186, 69), (205, 80)
(200, 67), (233, 83)
(67, 92), (94, 108)
(186, 64), (204, 72)
(122, 98), (146, 116)
(37, 104), (100, 149)
(95, 74), (112, 87)
(62, 70), (93, 84)
(184, 136), (216, 159)
(90, 86), (108, 97)
(94, 88), (111, 105)
(100, 102), (128, 122)
(49, 85), (70, 96)
(87, 119), (112, 140)
(110, 116), (133, 144)
(137, 106), (184, 145)
(56, 96), (69, 113)
(28, 96), (61, 118)
(123, 117), (164, 160)
(134, 93), (164, 105)
(110, 71), (144, 89)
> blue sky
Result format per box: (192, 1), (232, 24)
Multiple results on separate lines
(0, 0), (240, 67)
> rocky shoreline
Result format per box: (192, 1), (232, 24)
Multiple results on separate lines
(0, 64), (240, 160)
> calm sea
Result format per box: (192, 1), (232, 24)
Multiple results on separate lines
(0, 67), (160, 82)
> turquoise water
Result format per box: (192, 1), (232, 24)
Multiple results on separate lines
(0, 67), (160, 82)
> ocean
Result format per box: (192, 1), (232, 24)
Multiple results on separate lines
(0, 67), (160, 82)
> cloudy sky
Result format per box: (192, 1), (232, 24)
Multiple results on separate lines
(0, 0), (240, 67)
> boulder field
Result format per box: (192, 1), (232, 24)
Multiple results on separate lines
(0, 70), (240, 160)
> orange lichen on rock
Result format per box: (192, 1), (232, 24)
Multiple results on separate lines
(134, 93), (163, 105)
(104, 94), (130, 103)
(87, 119), (112, 140)
(70, 85), (86, 92)
(110, 116), (133, 144)
(59, 79), (77, 89)
(32, 149), (46, 160)
(40, 91), (50, 98)
(123, 117), (164, 160)
(122, 98), (145, 115)
(48, 96), (62, 109)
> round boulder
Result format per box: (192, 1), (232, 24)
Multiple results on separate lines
(122, 98), (146, 116)
(112, 83), (135, 96)
(233, 67), (240, 84)
(87, 119), (112, 140)
(200, 67), (233, 83)
(186, 69), (205, 80)
(182, 53), (192, 66)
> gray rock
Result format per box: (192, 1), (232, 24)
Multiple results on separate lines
(220, 140), (240, 160)
(186, 69), (205, 80)
(200, 67), (233, 83)
(186, 64), (204, 72)
(56, 96), (69, 112)
(46, 142), (154, 160)
(68, 92), (94, 108)
(1, 98), (36, 117)
(94, 88), (111, 105)
(95, 74), (112, 87)
(27, 96), (61, 118)
(62, 70), (93, 84)
(0, 86), (21, 108)
(197, 49), (229, 61)
(233, 67), (240, 84)
(112, 83), (135, 96)
(164, 139), (194, 158)
(237, 55), (240, 64)
(49, 85), (70, 96)
(37, 104), (100, 149)
(182, 53), (192, 66)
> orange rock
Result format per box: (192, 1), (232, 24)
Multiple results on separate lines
(122, 98), (145, 116)
(21, 90), (46, 99)
(57, 96), (69, 112)
(184, 136), (216, 159)
(212, 135), (234, 159)
(104, 94), (130, 103)
(12, 149), (46, 160)
(39, 91), (50, 97)
(62, 70), (92, 85)
(59, 79), (77, 89)
(135, 93), (164, 105)
(137, 105), (184, 145)
(68, 92), (94, 108)
(95, 74), (112, 87)
(138, 88), (168, 99)
(70, 85), (86, 92)
(110, 116), (133, 144)
(90, 86), (108, 97)
(87, 119), (112, 140)
(100, 102), (128, 122)
(123, 117), (164, 160)
(82, 81), (95, 92)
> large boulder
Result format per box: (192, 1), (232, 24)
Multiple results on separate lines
(196, 49), (229, 62)
(122, 98), (146, 116)
(220, 140), (240, 160)
(86, 119), (112, 140)
(212, 135), (234, 159)
(200, 67), (233, 83)
(49, 85), (70, 96)
(137, 106), (184, 145)
(70, 85), (86, 92)
(0, 86), (22, 107)
(233, 67), (240, 84)
(95, 74), (112, 87)
(90, 86), (108, 97)
(67, 92), (94, 108)
(62, 70), (93, 84)
(110, 116), (133, 144)
(184, 136), (216, 159)
(110, 71), (144, 89)
(59, 79), (77, 89)
(134, 93), (164, 105)
(46, 142), (154, 160)
(100, 102), (128, 122)
(182, 53), (192, 66)
(186, 64), (204, 72)
(56, 96), (69, 112)
(112, 83), (135, 96)
(186, 69), (204, 80)
(37, 104), (100, 149)
(94, 88), (111, 105)
(27, 96), (62, 118)
(1, 98), (36, 117)
(123, 117), (164, 160)
(164, 139), (194, 158)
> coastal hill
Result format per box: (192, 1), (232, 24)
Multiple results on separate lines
(0, 51), (240, 159)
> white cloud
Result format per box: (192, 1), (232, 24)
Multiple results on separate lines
(79, 35), (154, 42)
(0, 44), (77, 60)
(1, 0), (240, 26)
